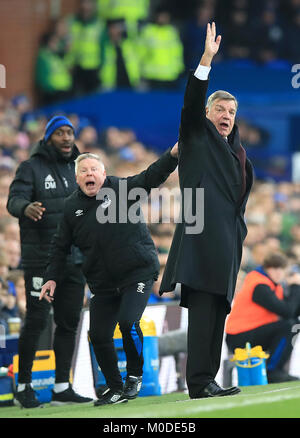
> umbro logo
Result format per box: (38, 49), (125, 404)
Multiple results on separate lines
(137, 282), (145, 294)
(75, 209), (84, 217)
(45, 174), (56, 189)
(101, 194), (111, 209)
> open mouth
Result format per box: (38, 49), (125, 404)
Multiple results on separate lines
(61, 145), (72, 153)
(220, 122), (229, 129)
(85, 181), (95, 188)
(61, 142), (72, 148)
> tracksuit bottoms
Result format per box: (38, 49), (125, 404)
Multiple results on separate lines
(89, 279), (153, 392)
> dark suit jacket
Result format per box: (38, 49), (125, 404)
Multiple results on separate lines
(159, 72), (254, 311)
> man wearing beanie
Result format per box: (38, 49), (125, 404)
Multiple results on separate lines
(7, 116), (92, 408)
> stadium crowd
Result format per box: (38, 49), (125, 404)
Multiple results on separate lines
(34, 0), (300, 104)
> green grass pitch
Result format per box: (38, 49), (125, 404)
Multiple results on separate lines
(0, 381), (300, 418)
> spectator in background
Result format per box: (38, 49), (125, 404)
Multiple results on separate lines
(162, 0), (198, 22)
(97, 0), (150, 38)
(226, 252), (300, 383)
(35, 32), (73, 106)
(51, 17), (72, 58)
(0, 196), (12, 219)
(183, 2), (219, 70)
(149, 223), (175, 256)
(223, 8), (254, 61)
(0, 124), (21, 161)
(100, 19), (141, 90)
(250, 242), (269, 267)
(216, 0), (252, 26)
(0, 217), (20, 242)
(253, 7), (287, 65)
(11, 94), (33, 133)
(284, 8), (300, 62)
(7, 270), (26, 322)
(120, 141), (148, 165)
(0, 277), (17, 334)
(237, 118), (270, 150)
(5, 239), (21, 270)
(77, 125), (99, 152)
(139, 7), (184, 90)
(148, 223), (179, 304)
(0, 174), (14, 198)
(20, 117), (47, 152)
(279, 0), (300, 23)
(0, 251), (17, 304)
(66, 0), (104, 95)
(0, 252), (9, 280)
(149, 262), (177, 304)
(101, 126), (137, 157)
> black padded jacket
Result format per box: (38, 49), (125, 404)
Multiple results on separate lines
(44, 148), (178, 292)
(7, 140), (82, 269)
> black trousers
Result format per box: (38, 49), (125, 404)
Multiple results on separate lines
(183, 286), (228, 398)
(89, 279), (153, 392)
(226, 319), (296, 372)
(18, 264), (85, 383)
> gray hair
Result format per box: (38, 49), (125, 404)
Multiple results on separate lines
(206, 90), (238, 111)
(74, 153), (105, 175)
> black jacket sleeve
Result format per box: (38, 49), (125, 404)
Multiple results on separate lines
(252, 283), (300, 319)
(125, 148), (178, 193)
(7, 161), (34, 217)
(179, 71), (208, 142)
(43, 212), (73, 283)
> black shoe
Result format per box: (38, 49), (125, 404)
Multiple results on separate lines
(95, 385), (109, 399)
(191, 381), (241, 399)
(14, 384), (43, 409)
(94, 388), (128, 406)
(123, 375), (143, 400)
(267, 370), (300, 383)
(51, 384), (93, 406)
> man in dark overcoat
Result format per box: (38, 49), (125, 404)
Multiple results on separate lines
(159, 23), (254, 399)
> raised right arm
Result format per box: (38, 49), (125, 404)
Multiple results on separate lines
(179, 22), (221, 140)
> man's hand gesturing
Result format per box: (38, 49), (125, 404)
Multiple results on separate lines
(24, 201), (46, 222)
(200, 22), (222, 67)
(39, 280), (56, 303)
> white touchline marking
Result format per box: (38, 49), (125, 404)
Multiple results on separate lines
(175, 385), (300, 414)
(122, 385), (300, 418)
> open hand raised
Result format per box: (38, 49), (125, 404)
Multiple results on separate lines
(204, 22), (221, 58)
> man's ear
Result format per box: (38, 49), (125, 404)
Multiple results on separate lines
(205, 106), (209, 116)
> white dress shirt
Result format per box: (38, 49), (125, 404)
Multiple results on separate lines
(194, 64), (211, 80)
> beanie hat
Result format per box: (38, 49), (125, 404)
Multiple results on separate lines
(44, 116), (74, 143)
